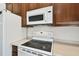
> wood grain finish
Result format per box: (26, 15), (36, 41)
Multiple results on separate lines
(6, 3), (21, 16)
(20, 4), (27, 27)
(28, 3), (40, 10)
(27, 3), (53, 11)
(54, 3), (79, 25)
(12, 3), (21, 16)
(6, 3), (13, 12)
(12, 45), (18, 56)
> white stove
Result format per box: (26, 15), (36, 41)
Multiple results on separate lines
(18, 31), (53, 56)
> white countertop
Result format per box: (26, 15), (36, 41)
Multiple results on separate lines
(11, 38), (31, 46)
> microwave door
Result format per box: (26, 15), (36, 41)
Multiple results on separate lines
(29, 14), (43, 22)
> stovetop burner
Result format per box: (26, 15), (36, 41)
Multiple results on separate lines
(22, 40), (52, 52)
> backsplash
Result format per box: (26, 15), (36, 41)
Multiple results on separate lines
(26, 25), (54, 39)
(26, 25), (79, 42)
(54, 26), (79, 41)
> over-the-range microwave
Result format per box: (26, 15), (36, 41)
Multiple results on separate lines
(26, 6), (53, 25)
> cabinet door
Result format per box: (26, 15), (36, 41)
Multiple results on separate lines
(72, 4), (79, 21)
(27, 3), (40, 10)
(38, 3), (53, 8)
(54, 4), (71, 23)
(54, 3), (79, 25)
(6, 3), (13, 12)
(12, 3), (21, 15)
(28, 3), (53, 10)
(20, 3), (29, 27)
(6, 3), (21, 16)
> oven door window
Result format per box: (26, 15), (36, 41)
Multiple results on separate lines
(29, 14), (43, 22)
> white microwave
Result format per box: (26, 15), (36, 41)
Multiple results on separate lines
(26, 6), (53, 25)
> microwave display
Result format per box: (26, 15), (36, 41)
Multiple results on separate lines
(29, 14), (43, 22)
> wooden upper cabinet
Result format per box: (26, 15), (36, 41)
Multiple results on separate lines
(6, 3), (13, 12)
(27, 3), (40, 10)
(72, 4), (79, 21)
(20, 3), (29, 27)
(6, 3), (79, 27)
(39, 3), (53, 8)
(12, 3), (21, 15)
(6, 3), (21, 16)
(54, 3), (79, 25)
(27, 3), (53, 11)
